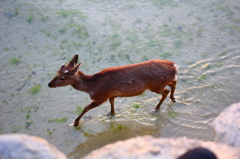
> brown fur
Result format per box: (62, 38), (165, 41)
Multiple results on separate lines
(48, 54), (177, 127)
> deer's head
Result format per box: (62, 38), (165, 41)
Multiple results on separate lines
(48, 54), (81, 88)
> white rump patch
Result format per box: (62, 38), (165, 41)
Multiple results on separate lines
(174, 63), (178, 80)
(175, 75), (178, 80)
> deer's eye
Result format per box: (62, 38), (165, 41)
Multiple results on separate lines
(60, 77), (65, 80)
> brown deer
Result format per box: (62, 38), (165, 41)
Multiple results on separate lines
(48, 54), (177, 127)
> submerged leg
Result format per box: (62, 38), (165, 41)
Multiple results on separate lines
(74, 100), (104, 127)
(155, 89), (170, 112)
(168, 80), (177, 102)
(109, 97), (115, 115)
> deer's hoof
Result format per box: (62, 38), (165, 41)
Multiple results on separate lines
(74, 124), (78, 127)
(154, 109), (160, 113)
(170, 98), (176, 102)
(74, 122), (79, 127)
(106, 112), (115, 117)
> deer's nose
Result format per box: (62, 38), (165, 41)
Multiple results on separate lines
(48, 83), (51, 87)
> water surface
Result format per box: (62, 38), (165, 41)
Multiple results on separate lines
(0, 0), (240, 158)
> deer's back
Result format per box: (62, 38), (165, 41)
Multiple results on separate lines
(90, 60), (177, 97)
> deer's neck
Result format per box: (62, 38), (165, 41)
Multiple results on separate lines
(71, 71), (94, 93)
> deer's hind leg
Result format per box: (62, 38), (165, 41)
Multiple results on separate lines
(150, 86), (170, 112)
(155, 89), (170, 111)
(168, 80), (177, 102)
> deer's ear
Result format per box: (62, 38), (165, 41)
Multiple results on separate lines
(67, 54), (78, 68)
(60, 63), (65, 71)
(71, 63), (81, 75)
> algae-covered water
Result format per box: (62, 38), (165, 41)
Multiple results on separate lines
(0, 0), (240, 158)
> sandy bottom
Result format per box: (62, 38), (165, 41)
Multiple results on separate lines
(0, 0), (240, 158)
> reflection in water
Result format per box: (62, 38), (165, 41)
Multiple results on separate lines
(68, 120), (162, 159)
(0, 0), (240, 158)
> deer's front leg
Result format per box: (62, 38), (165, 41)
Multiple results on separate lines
(74, 101), (104, 127)
(109, 97), (115, 115)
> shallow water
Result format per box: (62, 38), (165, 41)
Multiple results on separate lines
(0, 0), (240, 158)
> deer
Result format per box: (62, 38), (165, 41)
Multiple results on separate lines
(48, 54), (178, 127)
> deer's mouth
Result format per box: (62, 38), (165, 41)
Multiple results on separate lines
(48, 83), (56, 88)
